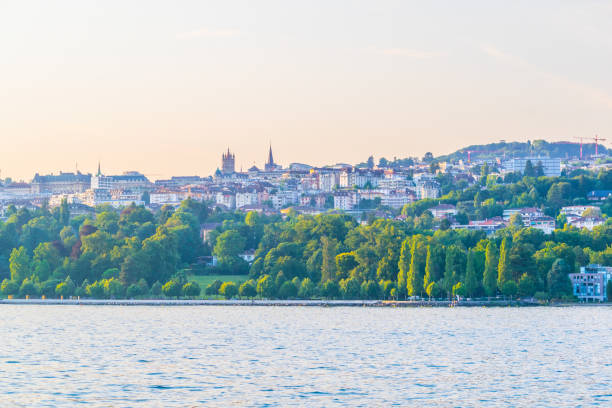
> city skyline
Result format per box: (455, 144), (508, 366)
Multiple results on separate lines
(2, 1), (612, 180)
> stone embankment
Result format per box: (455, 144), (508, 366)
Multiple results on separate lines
(0, 298), (538, 307)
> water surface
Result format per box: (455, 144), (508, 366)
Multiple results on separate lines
(1, 306), (611, 406)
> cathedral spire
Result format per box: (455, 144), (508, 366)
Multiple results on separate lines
(267, 143), (274, 166)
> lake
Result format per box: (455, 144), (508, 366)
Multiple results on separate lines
(1, 306), (611, 406)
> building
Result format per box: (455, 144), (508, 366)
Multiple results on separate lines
(504, 156), (561, 177)
(569, 264), (612, 302)
(31, 172), (91, 194)
(222, 148), (235, 175)
(416, 181), (440, 199)
(451, 218), (506, 235)
(524, 216), (556, 234)
(92, 170), (152, 192)
(429, 204), (457, 219)
(587, 190), (612, 201)
(503, 207), (543, 221)
(264, 145), (281, 172)
(569, 217), (606, 230)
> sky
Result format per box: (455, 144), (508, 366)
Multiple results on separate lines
(1, 0), (612, 181)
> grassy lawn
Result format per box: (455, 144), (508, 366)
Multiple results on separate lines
(187, 274), (249, 289)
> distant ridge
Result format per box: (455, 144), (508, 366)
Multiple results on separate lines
(438, 140), (609, 162)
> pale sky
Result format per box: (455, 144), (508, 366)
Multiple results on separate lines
(1, 0), (611, 180)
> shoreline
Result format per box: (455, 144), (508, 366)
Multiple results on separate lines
(0, 298), (591, 307)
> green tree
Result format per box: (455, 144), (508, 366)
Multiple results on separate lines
(162, 280), (182, 298)
(150, 281), (163, 297)
(55, 277), (76, 298)
(321, 279), (340, 299)
(239, 280), (257, 298)
(340, 277), (361, 299)
(278, 280), (298, 299)
(182, 281), (201, 298)
(205, 279), (224, 296)
(407, 237), (427, 297)
(19, 278), (39, 297)
(501, 280), (518, 298)
(463, 249), (480, 297)
(320, 236), (337, 283)
(497, 238), (511, 290)
(518, 273), (536, 297)
(256, 274), (275, 298)
(397, 238), (410, 298)
(9, 246), (31, 284)
(298, 278), (316, 298)
(335, 252), (358, 280)
(1, 279), (19, 296)
(547, 259), (572, 299)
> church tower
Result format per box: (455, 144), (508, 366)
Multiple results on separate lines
(222, 148), (235, 175)
(265, 144), (278, 171)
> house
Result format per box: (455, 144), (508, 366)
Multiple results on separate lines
(451, 217), (506, 235)
(429, 204), (457, 219)
(524, 216), (556, 234)
(569, 264), (612, 302)
(569, 217), (606, 230)
(587, 190), (612, 201)
(503, 207), (543, 221)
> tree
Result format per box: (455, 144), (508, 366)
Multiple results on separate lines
(1, 279), (19, 296)
(278, 281), (298, 299)
(335, 252), (358, 280)
(55, 277), (76, 298)
(482, 242), (499, 297)
(18, 279), (38, 297)
(162, 280), (182, 298)
(297, 278), (315, 298)
(239, 280), (257, 298)
(86, 281), (105, 298)
(205, 280), (223, 296)
(497, 238), (511, 290)
(425, 281), (439, 299)
(501, 281), (518, 298)
(508, 214), (524, 230)
(219, 281), (238, 299)
(463, 249), (480, 297)
(320, 236), (337, 283)
(104, 278), (125, 298)
(9, 246), (30, 284)
(340, 277), (361, 299)
(360, 280), (380, 299)
(443, 245), (466, 298)
(182, 282), (201, 298)
(524, 159), (535, 177)
(150, 281), (163, 297)
(518, 273), (536, 297)
(407, 237), (427, 297)
(321, 279), (340, 299)
(256, 274), (275, 298)
(397, 238), (410, 298)
(547, 259), (572, 299)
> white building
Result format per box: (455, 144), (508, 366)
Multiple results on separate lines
(429, 204), (457, 219)
(569, 265), (612, 302)
(504, 157), (561, 177)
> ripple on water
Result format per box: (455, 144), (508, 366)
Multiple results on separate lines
(0, 305), (611, 407)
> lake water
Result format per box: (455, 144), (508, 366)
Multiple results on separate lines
(1, 306), (611, 407)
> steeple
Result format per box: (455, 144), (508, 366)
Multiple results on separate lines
(267, 144), (274, 166)
(96, 161), (102, 176)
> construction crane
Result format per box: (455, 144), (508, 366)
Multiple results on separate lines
(573, 136), (587, 160)
(593, 134), (607, 156)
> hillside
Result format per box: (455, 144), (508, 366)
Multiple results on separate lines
(437, 140), (609, 163)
